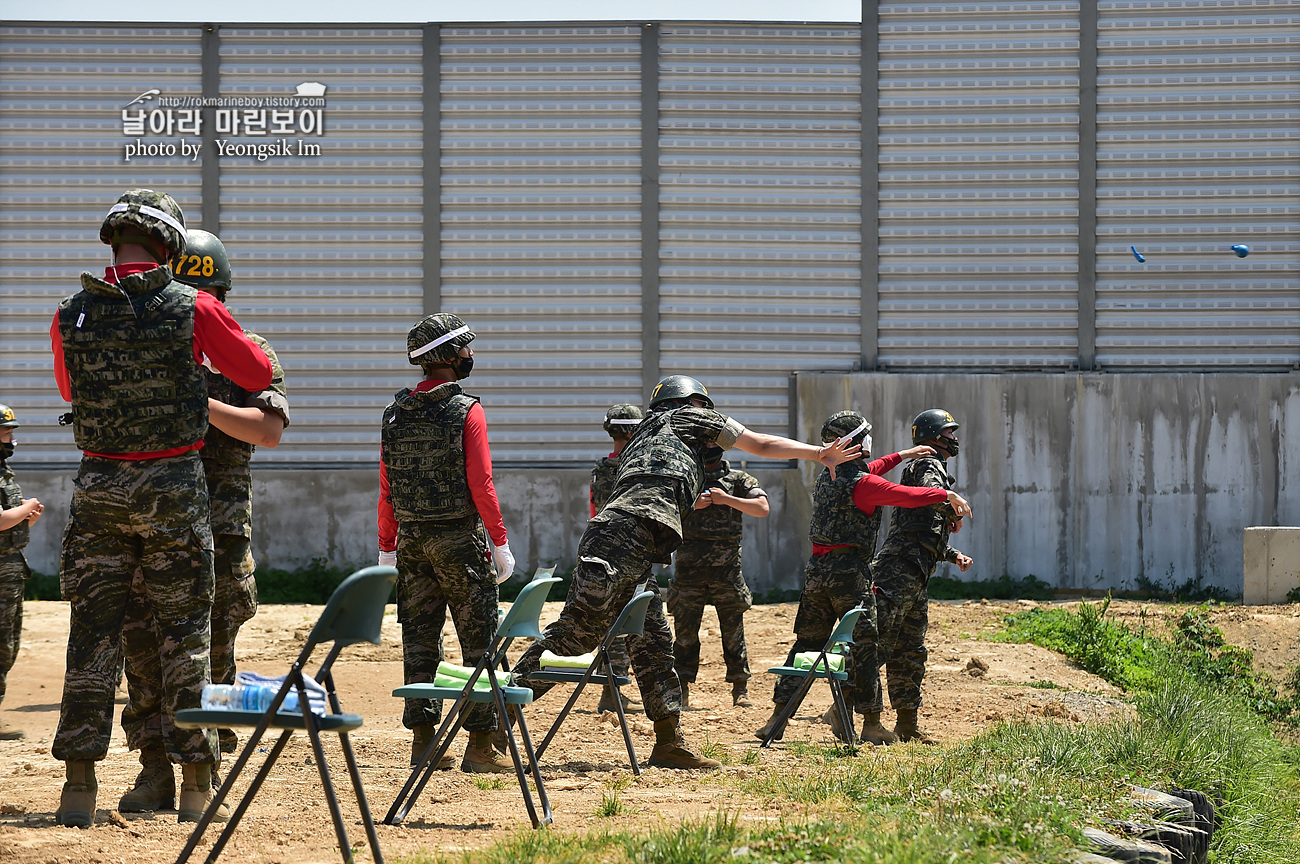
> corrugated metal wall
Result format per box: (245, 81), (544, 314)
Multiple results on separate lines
(657, 26), (864, 431)
(876, 1), (1082, 368)
(0, 26), (204, 461)
(1093, 0), (1300, 367)
(439, 26), (644, 462)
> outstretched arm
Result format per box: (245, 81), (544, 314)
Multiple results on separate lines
(733, 429), (860, 476)
(207, 400), (286, 448)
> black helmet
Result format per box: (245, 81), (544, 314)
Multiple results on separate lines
(649, 375), (713, 410)
(407, 313), (475, 367)
(912, 409), (959, 445)
(603, 403), (645, 435)
(821, 410), (871, 449)
(0, 404), (18, 428)
(171, 229), (232, 292)
(100, 188), (187, 262)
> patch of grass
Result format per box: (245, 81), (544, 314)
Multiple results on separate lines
(752, 587), (802, 605)
(23, 569), (59, 601)
(1027, 679), (1063, 690)
(471, 776), (507, 791)
(623, 811), (740, 864)
(698, 732), (730, 766)
(928, 572), (1056, 601)
(594, 790), (624, 818)
(1134, 569), (1239, 603)
(257, 557), (362, 604)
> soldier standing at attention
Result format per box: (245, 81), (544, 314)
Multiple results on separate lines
(50, 190), (273, 827)
(756, 411), (971, 746)
(118, 229), (290, 812)
(0, 405), (44, 741)
(870, 409), (973, 745)
(669, 444), (767, 710)
(510, 375), (860, 770)
(377, 313), (516, 774)
(589, 403), (644, 715)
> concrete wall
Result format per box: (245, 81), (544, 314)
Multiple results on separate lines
(796, 372), (1300, 594)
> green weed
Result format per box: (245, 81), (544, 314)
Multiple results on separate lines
(594, 791), (624, 818)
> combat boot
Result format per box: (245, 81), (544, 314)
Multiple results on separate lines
(731, 682), (753, 708)
(56, 761), (97, 828)
(858, 712), (898, 746)
(597, 684), (631, 715)
(118, 745), (176, 812)
(821, 705), (854, 744)
(411, 724), (455, 770)
(646, 717), (720, 770)
(462, 730), (514, 773)
(679, 680), (691, 711)
(754, 702), (788, 742)
(178, 763), (231, 823)
(894, 709), (936, 745)
(0, 714), (25, 740)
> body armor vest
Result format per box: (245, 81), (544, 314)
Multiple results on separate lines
(382, 382), (479, 523)
(590, 456), (619, 514)
(57, 269), (207, 454)
(887, 456), (955, 557)
(615, 409), (705, 503)
(682, 462), (746, 543)
(0, 464), (28, 551)
(808, 460), (880, 550)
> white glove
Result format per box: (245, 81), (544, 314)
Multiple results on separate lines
(492, 543), (515, 584)
(378, 550), (397, 568)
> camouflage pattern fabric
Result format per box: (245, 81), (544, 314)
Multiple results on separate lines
(0, 463), (31, 551)
(0, 552), (28, 706)
(57, 269), (208, 454)
(807, 460), (881, 550)
(513, 511), (682, 722)
(54, 453), (217, 764)
(876, 456), (961, 576)
(396, 518), (500, 732)
(381, 382), (479, 523)
(590, 455), (631, 677)
(771, 548), (879, 714)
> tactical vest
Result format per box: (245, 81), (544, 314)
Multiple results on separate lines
(382, 381), (479, 522)
(615, 408), (705, 504)
(590, 456), (619, 514)
(681, 462), (746, 543)
(0, 464), (28, 551)
(888, 456), (955, 556)
(58, 269), (207, 454)
(808, 460), (881, 550)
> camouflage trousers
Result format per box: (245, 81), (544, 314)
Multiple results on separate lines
(397, 519), (499, 732)
(772, 548), (880, 715)
(513, 512), (682, 722)
(122, 533), (258, 754)
(667, 560), (752, 684)
(868, 554), (929, 712)
(54, 454), (217, 764)
(0, 552), (29, 706)
(607, 636), (631, 679)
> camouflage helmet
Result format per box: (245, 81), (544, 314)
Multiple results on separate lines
(0, 404), (18, 428)
(649, 375), (713, 410)
(100, 189), (187, 262)
(171, 229), (232, 292)
(603, 403), (645, 436)
(821, 410), (871, 449)
(407, 313), (475, 366)
(911, 408), (959, 445)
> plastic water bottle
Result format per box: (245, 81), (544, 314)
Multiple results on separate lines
(201, 683), (300, 713)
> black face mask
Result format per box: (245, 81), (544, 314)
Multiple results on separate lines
(941, 437), (959, 458)
(451, 355), (474, 379)
(0, 441), (13, 461)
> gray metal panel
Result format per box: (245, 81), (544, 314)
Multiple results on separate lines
(1094, 0), (1300, 368)
(876, 1), (1082, 369)
(217, 27), (425, 463)
(658, 25), (863, 435)
(0, 25), (204, 465)
(438, 26), (645, 462)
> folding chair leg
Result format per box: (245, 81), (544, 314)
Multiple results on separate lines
(302, 715), (355, 864)
(828, 681), (857, 754)
(606, 660), (640, 776)
(384, 700), (470, 825)
(185, 729), (293, 864)
(499, 689), (551, 828)
(760, 666), (818, 749)
(338, 730), (385, 864)
(533, 674), (592, 762)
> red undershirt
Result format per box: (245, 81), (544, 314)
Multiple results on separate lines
(50, 262), (274, 460)
(811, 452), (948, 555)
(377, 379), (508, 552)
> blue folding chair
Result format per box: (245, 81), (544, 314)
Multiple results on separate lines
(760, 605), (866, 751)
(173, 565), (397, 864)
(384, 573), (562, 828)
(530, 587), (655, 775)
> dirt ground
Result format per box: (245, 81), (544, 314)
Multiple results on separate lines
(0, 596), (1288, 864)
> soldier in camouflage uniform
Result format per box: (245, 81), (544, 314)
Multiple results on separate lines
(870, 409), (974, 744)
(50, 190), (273, 827)
(668, 444), (767, 709)
(378, 313), (517, 774)
(511, 375), (860, 770)
(0, 405), (44, 741)
(589, 403), (644, 715)
(756, 411), (971, 746)
(118, 229), (290, 813)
